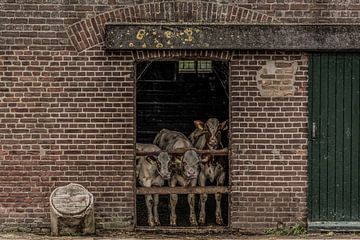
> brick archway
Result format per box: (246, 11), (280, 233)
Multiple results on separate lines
(66, 1), (278, 52)
(133, 50), (232, 62)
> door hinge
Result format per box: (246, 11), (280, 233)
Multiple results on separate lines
(312, 122), (317, 140)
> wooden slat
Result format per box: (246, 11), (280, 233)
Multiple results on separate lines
(311, 53), (321, 221)
(136, 186), (229, 195)
(308, 54), (314, 220)
(343, 54), (352, 220)
(319, 53), (329, 220)
(327, 53), (337, 221)
(351, 54), (360, 220)
(335, 53), (345, 221)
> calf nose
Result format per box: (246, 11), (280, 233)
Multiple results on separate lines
(186, 168), (197, 179)
(160, 170), (171, 179)
(164, 172), (171, 180)
(209, 136), (218, 146)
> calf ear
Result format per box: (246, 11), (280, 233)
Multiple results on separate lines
(146, 155), (157, 164)
(172, 154), (182, 164)
(220, 120), (229, 131)
(194, 120), (205, 130)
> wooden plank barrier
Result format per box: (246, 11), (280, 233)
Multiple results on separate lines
(136, 186), (229, 195)
(136, 148), (229, 156)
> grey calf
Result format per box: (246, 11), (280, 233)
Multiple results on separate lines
(153, 129), (200, 226)
(136, 143), (171, 227)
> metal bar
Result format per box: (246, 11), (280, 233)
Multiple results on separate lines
(136, 186), (229, 195)
(214, 67), (229, 98)
(136, 148), (229, 156)
(136, 61), (153, 81)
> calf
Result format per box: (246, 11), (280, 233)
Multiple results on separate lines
(189, 118), (228, 225)
(153, 129), (200, 226)
(136, 143), (171, 227)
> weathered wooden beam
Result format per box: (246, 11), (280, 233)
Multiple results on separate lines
(136, 149), (229, 156)
(105, 23), (360, 51)
(136, 186), (229, 195)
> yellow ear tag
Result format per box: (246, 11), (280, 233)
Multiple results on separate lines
(175, 159), (182, 164)
(198, 125), (204, 130)
(147, 157), (156, 165)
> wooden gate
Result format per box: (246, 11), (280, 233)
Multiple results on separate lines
(308, 53), (360, 230)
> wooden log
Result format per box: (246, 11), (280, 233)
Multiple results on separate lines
(50, 183), (95, 236)
(136, 186), (229, 195)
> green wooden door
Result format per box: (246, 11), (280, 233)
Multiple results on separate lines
(309, 53), (360, 230)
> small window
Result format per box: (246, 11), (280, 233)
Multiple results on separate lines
(178, 60), (213, 73)
(197, 60), (212, 73)
(178, 60), (196, 73)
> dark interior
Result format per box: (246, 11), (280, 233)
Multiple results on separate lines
(136, 60), (229, 227)
(136, 60), (229, 143)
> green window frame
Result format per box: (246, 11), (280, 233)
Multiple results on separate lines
(178, 60), (212, 73)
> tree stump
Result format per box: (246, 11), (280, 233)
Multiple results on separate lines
(50, 183), (95, 236)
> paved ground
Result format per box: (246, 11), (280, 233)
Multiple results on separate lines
(1, 232), (360, 240)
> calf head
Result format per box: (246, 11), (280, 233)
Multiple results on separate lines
(194, 118), (228, 150)
(200, 155), (224, 183)
(157, 152), (172, 180)
(146, 152), (171, 180)
(202, 158), (217, 183)
(182, 150), (200, 180)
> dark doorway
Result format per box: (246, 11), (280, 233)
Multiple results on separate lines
(136, 60), (229, 142)
(135, 60), (229, 227)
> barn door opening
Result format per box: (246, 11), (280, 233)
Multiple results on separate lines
(308, 53), (360, 231)
(135, 60), (230, 228)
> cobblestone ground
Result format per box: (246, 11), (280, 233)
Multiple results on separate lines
(0, 232), (360, 240)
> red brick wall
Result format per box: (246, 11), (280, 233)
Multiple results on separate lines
(0, 0), (315, 233)
(0, 45), (135, 232)
(230, 51), (308, 231)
